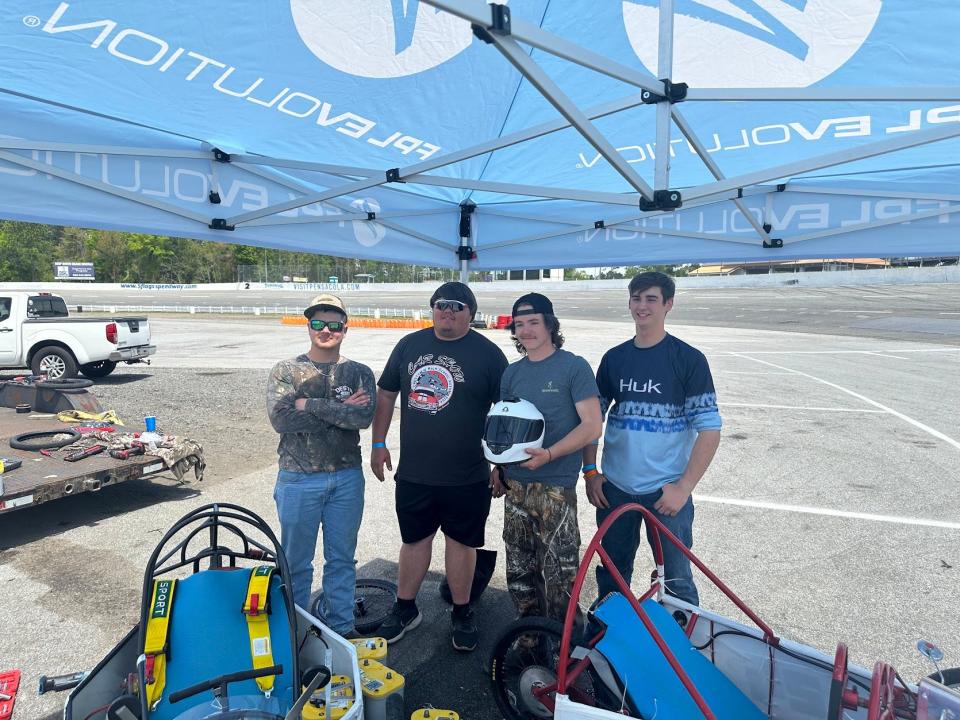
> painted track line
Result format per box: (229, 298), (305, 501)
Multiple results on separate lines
(696, 495), (960, 530)
(721, 403), (884, 413)
(732, 353), (960, 452)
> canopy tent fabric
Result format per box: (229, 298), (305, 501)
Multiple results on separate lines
(1, 1), (958, 272)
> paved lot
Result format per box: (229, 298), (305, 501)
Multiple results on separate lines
(1, 291), (959, 719)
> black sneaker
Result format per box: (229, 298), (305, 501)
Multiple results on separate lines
(379, 602), (422, 644)
(451, 605), (478, 652)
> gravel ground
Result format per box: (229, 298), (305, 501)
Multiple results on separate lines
(87, 366), (280, 482)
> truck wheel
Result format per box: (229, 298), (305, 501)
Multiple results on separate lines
(80, 360), (117, 378)
(31, 346), (78, 380)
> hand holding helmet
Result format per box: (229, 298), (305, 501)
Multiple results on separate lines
(482, 397), (546, 465)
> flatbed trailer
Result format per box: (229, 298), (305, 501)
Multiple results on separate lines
(0, 408), (168, 513)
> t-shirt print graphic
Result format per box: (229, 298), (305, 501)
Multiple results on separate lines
(408, 364), (454, 413)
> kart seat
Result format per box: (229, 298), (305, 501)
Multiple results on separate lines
(593, 593), (765, 720)
(149, 568), (296, 720)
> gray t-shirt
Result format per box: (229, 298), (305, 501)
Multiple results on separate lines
(499, 349), (599, 488)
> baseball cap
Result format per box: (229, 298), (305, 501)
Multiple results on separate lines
(512, 292), (554, 317)
(303, 293), (348, 319)
(429, 281), (477, 318)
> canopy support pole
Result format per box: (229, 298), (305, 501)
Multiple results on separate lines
(472, 18), (655, 201)
(654, 0), (675, 193)
(458, 201), (477, 284)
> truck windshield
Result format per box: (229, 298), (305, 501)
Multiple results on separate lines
(27, 295), (69, 318)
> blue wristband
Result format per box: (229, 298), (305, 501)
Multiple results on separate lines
(582, 464), (597, 472)
(372, 442), (386, 449)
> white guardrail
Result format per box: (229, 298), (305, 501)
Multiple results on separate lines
(74, 304), (495, 322)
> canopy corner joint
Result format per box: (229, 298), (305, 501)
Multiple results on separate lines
(472, 3), (511, 44)
(639, 190), (682, 212)
(641, 80), (688, 105)
(209, 218), (235, 231)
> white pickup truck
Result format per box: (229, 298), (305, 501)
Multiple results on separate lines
(0, 292), (155, 379)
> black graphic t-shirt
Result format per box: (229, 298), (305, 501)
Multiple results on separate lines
(378, 328), (508, 486)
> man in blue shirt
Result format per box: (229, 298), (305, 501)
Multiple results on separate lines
(584, 272), (721, 606)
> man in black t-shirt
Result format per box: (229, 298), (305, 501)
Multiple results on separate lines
(371, 281), (508, 652)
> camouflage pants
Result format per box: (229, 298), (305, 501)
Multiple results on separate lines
(503, 481), (581, 622)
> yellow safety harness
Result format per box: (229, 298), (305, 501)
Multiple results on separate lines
(243, 565), (277, 695)
(143, 578), (177, 708)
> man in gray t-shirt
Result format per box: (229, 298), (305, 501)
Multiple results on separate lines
(491, 293), (602, 621)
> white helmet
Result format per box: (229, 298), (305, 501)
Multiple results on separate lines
(483, 397), (545, 465)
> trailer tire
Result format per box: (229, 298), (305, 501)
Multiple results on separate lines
(31, 346), (78, 380)
(80, 360), (117, 379)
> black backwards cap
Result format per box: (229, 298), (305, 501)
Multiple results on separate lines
(430, 281), (478, 318)
(512, 292), (554, 317)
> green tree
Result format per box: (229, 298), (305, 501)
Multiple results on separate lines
(0, 221), (63, 281)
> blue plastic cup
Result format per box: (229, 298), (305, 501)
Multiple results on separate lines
(144, 416), (157, 432)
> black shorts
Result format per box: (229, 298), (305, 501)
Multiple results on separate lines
(395, 478), (492, 547)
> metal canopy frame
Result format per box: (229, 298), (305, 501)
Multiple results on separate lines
(3, 1), (959, 273)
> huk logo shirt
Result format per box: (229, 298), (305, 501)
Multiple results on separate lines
(597, 334), (722, 494)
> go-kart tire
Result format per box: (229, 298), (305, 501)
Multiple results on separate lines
(312, 579), (397, 635)
(930, 667), (960, 689)
(79, 360), (117, 379)
(10, 428), (81, 451)
(489, 616), (617, 720)
(353, 579), (397, 635)
(31, 346), (78, 380)
(38, 377), (94, 390)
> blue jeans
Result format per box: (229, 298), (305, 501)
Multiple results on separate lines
(274, 466), (364, 634)
(595, 482), (699, 607)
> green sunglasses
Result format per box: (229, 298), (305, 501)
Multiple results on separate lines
(309, 319), (346, 332)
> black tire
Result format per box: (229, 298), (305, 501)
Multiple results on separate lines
(39, 378), (93, 390)
(490, 616), (616, 720)
(930, 667), (960, 688)
(310, 578), (397, 635)
(31, 346), (78, 380)
(79, 360), (117, 379)
(10, 428), (81, 451)
(353, 579), (397, 635)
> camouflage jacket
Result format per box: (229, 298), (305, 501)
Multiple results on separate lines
(267, 354), (377, 473)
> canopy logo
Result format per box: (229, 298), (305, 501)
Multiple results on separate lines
(622, 0), (881, 88)
(290, 0), (474, 79)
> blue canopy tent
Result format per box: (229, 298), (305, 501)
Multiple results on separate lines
(1, 1), (958, 278)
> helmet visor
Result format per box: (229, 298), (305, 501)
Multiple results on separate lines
(483, 415), (545, 455)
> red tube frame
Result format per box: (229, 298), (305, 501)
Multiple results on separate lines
(556, 503), (781, 719)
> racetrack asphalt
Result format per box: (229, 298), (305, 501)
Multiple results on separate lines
(1, 284), (958, 719)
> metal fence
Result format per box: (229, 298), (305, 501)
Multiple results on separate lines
(75, 304), (491, 322)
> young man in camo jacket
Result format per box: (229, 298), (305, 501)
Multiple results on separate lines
(267, 293), (376, 637)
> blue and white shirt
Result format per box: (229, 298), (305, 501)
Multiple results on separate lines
(596, 334), (722, 495)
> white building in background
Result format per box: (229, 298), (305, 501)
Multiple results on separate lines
(484, 268), (564, 282)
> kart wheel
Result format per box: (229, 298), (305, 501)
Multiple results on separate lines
(39, 378), (94, 390)
(9, 428), (82, 451)
(353, 579), (397, 635)
(489, 616), (616, 720)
